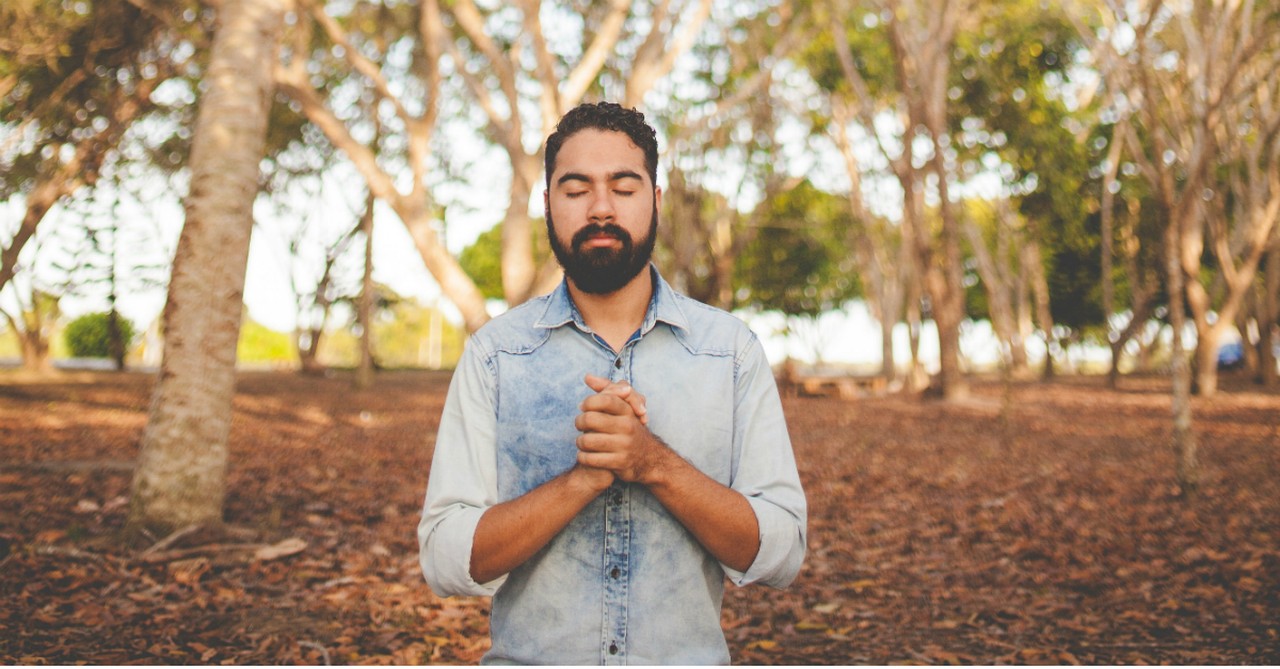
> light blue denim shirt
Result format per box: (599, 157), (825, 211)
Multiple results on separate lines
(418, 267), (807, 665)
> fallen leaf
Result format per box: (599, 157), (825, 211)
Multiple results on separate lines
(254, 538), (307, 562)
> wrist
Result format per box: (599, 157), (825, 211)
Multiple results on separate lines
(569, 463), (614, 494)
(637, 433), (679, 488)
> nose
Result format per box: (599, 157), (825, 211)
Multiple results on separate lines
(587, 186), (615, 223)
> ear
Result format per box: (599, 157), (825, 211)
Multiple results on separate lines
(543, 189), (550, 211)
(654, 186), (662, 210)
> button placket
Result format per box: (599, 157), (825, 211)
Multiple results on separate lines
(601, 483), (630, 664)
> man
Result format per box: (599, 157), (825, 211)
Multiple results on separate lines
(418, 102), (806, 665)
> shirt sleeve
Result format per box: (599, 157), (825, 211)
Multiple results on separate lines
(417, 339), (507, 597)
(721, 334), (808, 588)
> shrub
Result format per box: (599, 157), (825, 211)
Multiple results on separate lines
(64, 312), (136, 359)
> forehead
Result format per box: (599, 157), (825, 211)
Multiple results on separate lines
(552, 129), (649, 181)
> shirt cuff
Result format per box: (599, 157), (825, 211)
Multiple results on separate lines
(420, 505), (507, 597)
(722, 494), (804, 588)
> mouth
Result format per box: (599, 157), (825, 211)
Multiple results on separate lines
(582, 233), (621, 249)
(574, 225), (628, 251)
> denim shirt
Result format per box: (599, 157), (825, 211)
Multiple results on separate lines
(418, 267), (807, 665)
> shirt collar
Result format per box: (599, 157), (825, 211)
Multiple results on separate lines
(534, 264), (691, 335)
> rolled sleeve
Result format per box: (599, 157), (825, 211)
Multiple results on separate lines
(418, 340), (506, 597)
(723, 335), (807, 588)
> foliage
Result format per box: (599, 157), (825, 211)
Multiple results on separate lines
(63, 311), (135, 359)
(734, 180), (860, 318)
(457, 221), (551, 303)
(320, 300), (464, 369)
(0, 0), (202, 197)
(236, 317), (295, 365)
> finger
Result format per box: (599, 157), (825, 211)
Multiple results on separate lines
(577, 450), (618, 470)
(579, 392), (633, 417)
(623, 389), (648, 424)
(584, 374), (612, 393)
(577, 432), (625, 454)
(586, 374), (637, 400)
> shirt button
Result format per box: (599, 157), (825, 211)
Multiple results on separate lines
(614, 358), (622, 369)
(610, 567), (620, 579)
(609, 643), (619, 655)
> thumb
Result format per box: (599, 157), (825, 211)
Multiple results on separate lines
(584, 374), (614, 393)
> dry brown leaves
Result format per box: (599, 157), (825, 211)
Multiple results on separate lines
(1, 370), (1277, 664)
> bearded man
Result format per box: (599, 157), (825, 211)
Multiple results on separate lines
(418, 102), (807, 665)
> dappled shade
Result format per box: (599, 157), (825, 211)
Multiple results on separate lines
(1, 371), (1276, 664)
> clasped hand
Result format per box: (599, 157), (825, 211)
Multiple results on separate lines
(574, 374), (669, 487)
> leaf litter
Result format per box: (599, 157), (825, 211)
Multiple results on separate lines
(1, 370), (1276, 664)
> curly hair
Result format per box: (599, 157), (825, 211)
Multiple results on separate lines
(544, 102), (659, 189)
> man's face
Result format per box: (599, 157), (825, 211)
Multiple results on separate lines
(545, 128), (660, 295)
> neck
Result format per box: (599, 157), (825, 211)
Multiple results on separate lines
(568, 266), (654, 353)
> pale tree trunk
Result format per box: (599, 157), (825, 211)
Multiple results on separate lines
(355, 192), (375, 391)
(1, 307), (53, 374)
(127, 0), (286, 537)
(831, 19), (924, 388)
(1166, 221), (1199, 494)
(291, 207), (363, 375)
(1023, 239), (1056, 379)
(276, 0), (490, 333)
(831, 100), (902, 382)
(1109, 197), (1158, 387)
(1260, 244), (1280, 387)
(964, 201), (1029, 374)
(924, 123), (970, 401)
(1100, 117), (1127, 379)
(836, 0), (972, 399)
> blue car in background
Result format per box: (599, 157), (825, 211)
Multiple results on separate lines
(1217, 340), (1245, 370)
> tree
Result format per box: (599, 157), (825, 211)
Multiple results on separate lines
(821, 0), (977, 400)
(1, 0), (196, 296)
(655, 0), (814, 311)
(275, 0), (491, 331)
(127, 0), (288, 536)
(1079, 0), (1280, 492)
(0, 283), (60, 373)
(734, 180), (861, 362)
(355, 192), (375, 390)
(441, 0), (716, 309)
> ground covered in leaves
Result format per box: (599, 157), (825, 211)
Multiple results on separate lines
(1, 369), (1277, 664)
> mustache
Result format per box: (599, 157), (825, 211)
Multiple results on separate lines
(571, 223), (632, 250)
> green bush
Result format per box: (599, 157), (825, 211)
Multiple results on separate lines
(64, 312), (136, 359)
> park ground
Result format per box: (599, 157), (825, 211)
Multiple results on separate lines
(0, 369), (1277, 664)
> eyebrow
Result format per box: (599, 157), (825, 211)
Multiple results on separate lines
(556, 170), (646, 186)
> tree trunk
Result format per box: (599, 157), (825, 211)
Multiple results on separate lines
(1024, 240), (1056, 380)
(1165, 222), (1199, 495)
(355, 192), (375, 390)
(1260, 244), (1279, 387)
(127, 0), (285, 537)
(108, 306), (127, 371)
(964, 209), (1020, 372)
(296, 328), (325, 374)
(18, 329), (53, 374)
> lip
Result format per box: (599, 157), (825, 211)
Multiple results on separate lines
(581, 234), (621, 248)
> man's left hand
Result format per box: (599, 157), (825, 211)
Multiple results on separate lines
(575, 374), (670, 484)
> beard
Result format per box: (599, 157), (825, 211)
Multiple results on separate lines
(547, 206), (658, 295)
